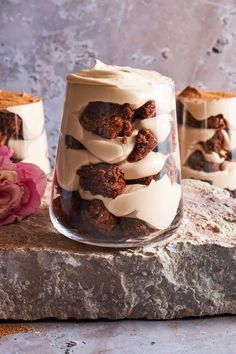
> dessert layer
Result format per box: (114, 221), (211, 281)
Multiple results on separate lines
(62, 113), (172, 164)
(177, 89), (236, 129)
(178, 125), (236, 150)
(182, 161), (236, 191)
(79, 174), (181, 230)
(56, 135), (169, 189)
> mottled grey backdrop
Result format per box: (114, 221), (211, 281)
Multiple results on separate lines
(0, 0), (236, 165)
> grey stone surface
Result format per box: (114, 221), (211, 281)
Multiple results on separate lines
(0, 0), (236, 166)
(1, 317), (236, 354)
(0, 179), (235, 321)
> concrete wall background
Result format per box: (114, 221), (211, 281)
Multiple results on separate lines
(0, 0), (236, 165)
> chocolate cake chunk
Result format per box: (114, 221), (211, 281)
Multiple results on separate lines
(79, 199), (117, 233)
(80, 101), (134, 139)
(0, 111), (23, 145)
(128, 129), (158, 162)
(187, 150), (221, 172)
(201, 129), (228, 158)
(65, 135), (85, 150)
(134, 100), (156, 119)
(78, 163), (126, 198)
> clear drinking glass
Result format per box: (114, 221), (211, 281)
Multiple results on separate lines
(177, 86), (236, 198)
(50, 61), (183, 247)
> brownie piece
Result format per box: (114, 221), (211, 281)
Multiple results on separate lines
(134, 100), (156, 119)
(0, 110), (23, 145)
(201, 129), (228, 159)
(187, 150), (221, 172)
(80, 101), (134, 139)
(65, 135), (85, 150)
(78, 163), (126, 198)
(79, 199), (117, 233)
(128, 129), (158, 162)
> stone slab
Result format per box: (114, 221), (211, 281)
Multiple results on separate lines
(0, 179), (236, 320)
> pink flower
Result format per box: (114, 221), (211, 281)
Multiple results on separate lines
(0, 146), (47, 226)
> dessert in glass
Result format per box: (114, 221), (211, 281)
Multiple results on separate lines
(50, 60), (182, 247)
(177, 86), (236, 198)
(0, 89), (50, 174)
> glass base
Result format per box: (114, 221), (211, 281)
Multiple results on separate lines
(49, 205), (183, 248)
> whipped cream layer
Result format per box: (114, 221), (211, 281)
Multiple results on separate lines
(66, 60), (175, 114)
(8, 129), (50, 174)
(56, 136), (168, 189)
(182, 162), (236, 190)
(56, 61), (181, 230)
(62, 113), (172, 164)
(80, 174), (181, 230)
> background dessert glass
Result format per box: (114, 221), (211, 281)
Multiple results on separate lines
(0, 89), (50, 174)
(177, 86), (236, 198)
(50, 61), (183, 247)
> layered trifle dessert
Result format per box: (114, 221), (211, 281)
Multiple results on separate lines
(177, 86), (236, 197)
(50, 60), (182, 247)
(0, 89), (50, 174)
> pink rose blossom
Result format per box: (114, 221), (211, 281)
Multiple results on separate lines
(0, 146), (47, 226)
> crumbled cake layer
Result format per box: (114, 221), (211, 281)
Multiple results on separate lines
(80, 101), (134, 139)
(77, 163), (126, 198)
(0, 89), (40, 107)
(53, 191), (156, 238)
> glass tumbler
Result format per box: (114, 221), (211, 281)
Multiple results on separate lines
(177, 86), (236, 198)
(50, 61), (183, 247)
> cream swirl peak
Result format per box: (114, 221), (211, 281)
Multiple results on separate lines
(68, 59), (172, 87)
